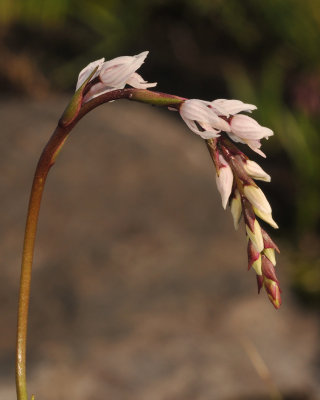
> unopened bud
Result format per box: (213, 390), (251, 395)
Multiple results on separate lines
(243, 160), (271, 182)
(215, 154), (233, 209)
(256, 274), (264, 293)
(261, 229), (280, 253)
(247, 240), (260, 270)
(243, 185), (272, 215)
(246, 219), (264, 253)
(253, 207), (279, 229)
(264, 248), (276, 266)
(264, 278), (281, 309)
(242, 197), (256, 232)
(252, 254), (262, 275)
(230, 190), (242, 230)
(261, 255), (278, 283)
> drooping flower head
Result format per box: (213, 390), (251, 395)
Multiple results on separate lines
(72, 51), (281, 308)
(178, 96), (280, 308)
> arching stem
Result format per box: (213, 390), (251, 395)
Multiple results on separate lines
(16, 124), (72, 400)
(16, 88), (184, 400)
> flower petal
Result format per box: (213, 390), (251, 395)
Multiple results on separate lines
(210, 99), (257, 117)
(230, 114), (273, 141)
(99, 51), (149, 88)
(179, 99), (231, 138)
(76, 58), (105, 91)
(126, 72), (157, 89)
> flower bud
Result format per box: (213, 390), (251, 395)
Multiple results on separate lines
(252, 254), (262, 275)
(261, 229), (280, 253)
(261, 255), (278, 282)
(243, 185), (272, 214)
(246, 219), (264, 253)
(243, 160), (271, 182)
(215, 155), (233, 209)
(230, 190), (242, 230)
(247, 240), (260, 270)
(263, 248), (276, 266)
(256, 274), (264, 293)
(264, 278), (281, 309)
(253, 206), (279, 229)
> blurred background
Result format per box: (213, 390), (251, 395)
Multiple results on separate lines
(1, 0), (319, 399)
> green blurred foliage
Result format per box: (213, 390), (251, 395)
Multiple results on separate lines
(1, 0), (320, 300)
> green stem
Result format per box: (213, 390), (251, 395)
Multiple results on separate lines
(16, 88), (184, 400)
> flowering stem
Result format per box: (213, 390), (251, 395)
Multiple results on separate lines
(16, 124), (72, 400)
(16, 88), (185, 400)
(76, 88), (184, 122)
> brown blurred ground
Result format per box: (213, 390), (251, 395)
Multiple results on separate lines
(0, 97), (319, 399)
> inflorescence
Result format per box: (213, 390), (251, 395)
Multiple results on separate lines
(75, 51), (281, 308)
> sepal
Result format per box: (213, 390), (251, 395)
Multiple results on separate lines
(59, 67), (99, 127)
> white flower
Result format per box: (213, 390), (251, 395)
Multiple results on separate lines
(230, 114), (273, 140)
(76, 51), (156, 102)
(210, 99), (257, 117)
(228, 114), (273, 157)
(179, 99), (230, 139)
(215, 154), (233, 209)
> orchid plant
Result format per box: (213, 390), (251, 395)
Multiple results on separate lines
(16, 51), (281, 400)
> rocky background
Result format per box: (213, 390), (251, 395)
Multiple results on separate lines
(0, 97), (319, 399)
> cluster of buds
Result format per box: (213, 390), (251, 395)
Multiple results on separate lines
(74, 52), (281, 308)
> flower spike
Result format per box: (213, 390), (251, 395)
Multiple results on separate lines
(178, 93), (281, 308)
